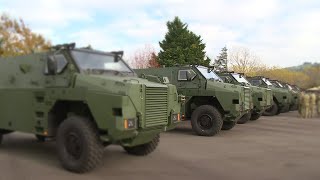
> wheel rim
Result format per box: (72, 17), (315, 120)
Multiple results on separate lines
(198, 114), (213, 130)
(65, 132), (83, 160)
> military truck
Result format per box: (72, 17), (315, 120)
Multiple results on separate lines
(218, 72), (272, 122)
(247, 76), (289, 116)
(0, 43), (183, 173)
(135, 65), (251, 136)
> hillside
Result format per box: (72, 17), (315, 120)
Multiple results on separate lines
(287, 62), (320, 71)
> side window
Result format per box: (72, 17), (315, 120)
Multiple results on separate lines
(45, 54), (68, 75)
(178, 70), (188, 80)
(178, 70), (196, 81)
(54, 54), (68, 73)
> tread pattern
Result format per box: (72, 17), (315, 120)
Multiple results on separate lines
(250, 113), (261, 121)
(124, 134), (160, 156)
(221, 121), (237, 130)
(57, 116), (104, 173)
(191, 105), (223, 136)
(263, 100), (278, 116)
(237, 113), (251, 124)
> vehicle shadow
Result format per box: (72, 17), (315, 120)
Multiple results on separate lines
(0, 133), (59, 168)
(166, 121), (196, 136)
(0, 133), (135, 172)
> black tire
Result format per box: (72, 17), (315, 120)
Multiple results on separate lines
(0, 134), (2, 145)
(0, 129), (13, 135)
(289, 105), (296, 111)
(57, 116), (104, 173)
(237, 113), (251, 124)
(191, 105), (223, 136)
(281, 105), (290, 113)
(276, 108), (281, 115)
(123, 134), (160, 156)
(221, 121), (236, 130)
(250, 113), (261, 121)
(36, 135), (46, 142)
(263, 100), (279, 116)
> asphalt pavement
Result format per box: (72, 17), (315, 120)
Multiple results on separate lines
(0, 111), (319, 180)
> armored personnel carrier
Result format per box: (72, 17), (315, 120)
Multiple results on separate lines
(135, 65), (251, 136)
(0, 43), (183, 173)
(247, 76), (289, 116)
(269, 80), (292, 113)
(280, 82), (299, 111)
(218, 72), (272, 122)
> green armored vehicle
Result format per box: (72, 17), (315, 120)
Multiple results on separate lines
(280, 82), (299, 111)
(0, 43), (183, 173)
(269, 80), (292, 113)
(135, 65), (251, 136)
(247, 76), (289, 116)
(218, 72), (272, 121)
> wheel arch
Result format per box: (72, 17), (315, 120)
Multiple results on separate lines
(186, 96), (224, 118)
(48, 100), (98, 137)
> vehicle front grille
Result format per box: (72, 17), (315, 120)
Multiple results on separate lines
(244, 87), (251, 110)
(144, 86), (168, 127)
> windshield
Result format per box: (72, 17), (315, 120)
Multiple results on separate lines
(287, 84), (293, 90)
(71, 50), (133, 74)
(196, 66), (223, 82)
(276, 82), (284, 88)
(231, 73), (251, 84)
(262, 78), (273, 86)
(271, 82), (280, 88)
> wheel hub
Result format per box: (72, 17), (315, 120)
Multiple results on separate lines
(65, 132), (82, 160)
(198, 114), (213, 130)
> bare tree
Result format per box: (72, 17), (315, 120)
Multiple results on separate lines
(129, 44), (160, 69)
(228, 46), (261, 74)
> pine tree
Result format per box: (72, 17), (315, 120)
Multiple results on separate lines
(158, 17), (210, 67)
(214, 46), (228, 72)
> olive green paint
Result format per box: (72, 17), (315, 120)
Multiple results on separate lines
(0, 45), (182, 147)
(134, 66), (251, 123)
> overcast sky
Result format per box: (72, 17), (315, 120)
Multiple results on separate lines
(1, 0), (319, 67)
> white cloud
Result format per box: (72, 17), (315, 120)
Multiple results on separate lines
(0, 0), (319, 67)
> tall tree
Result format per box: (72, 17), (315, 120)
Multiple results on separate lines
(0, 14), (51, 57)
(214, 46), (228, 72)
(158, 17), (210, 67)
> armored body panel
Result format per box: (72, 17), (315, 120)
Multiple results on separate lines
(247, 76), (289, 115)
(218, 72), (272, 121)
(135, 66), (251, 136)
(0, 43), (182, 173)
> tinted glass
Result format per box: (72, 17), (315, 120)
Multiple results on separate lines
(71, 50), (132, 73)
(196, 66), (222, 81)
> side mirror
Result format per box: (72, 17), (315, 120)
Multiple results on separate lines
(46, 56), (57, 75)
